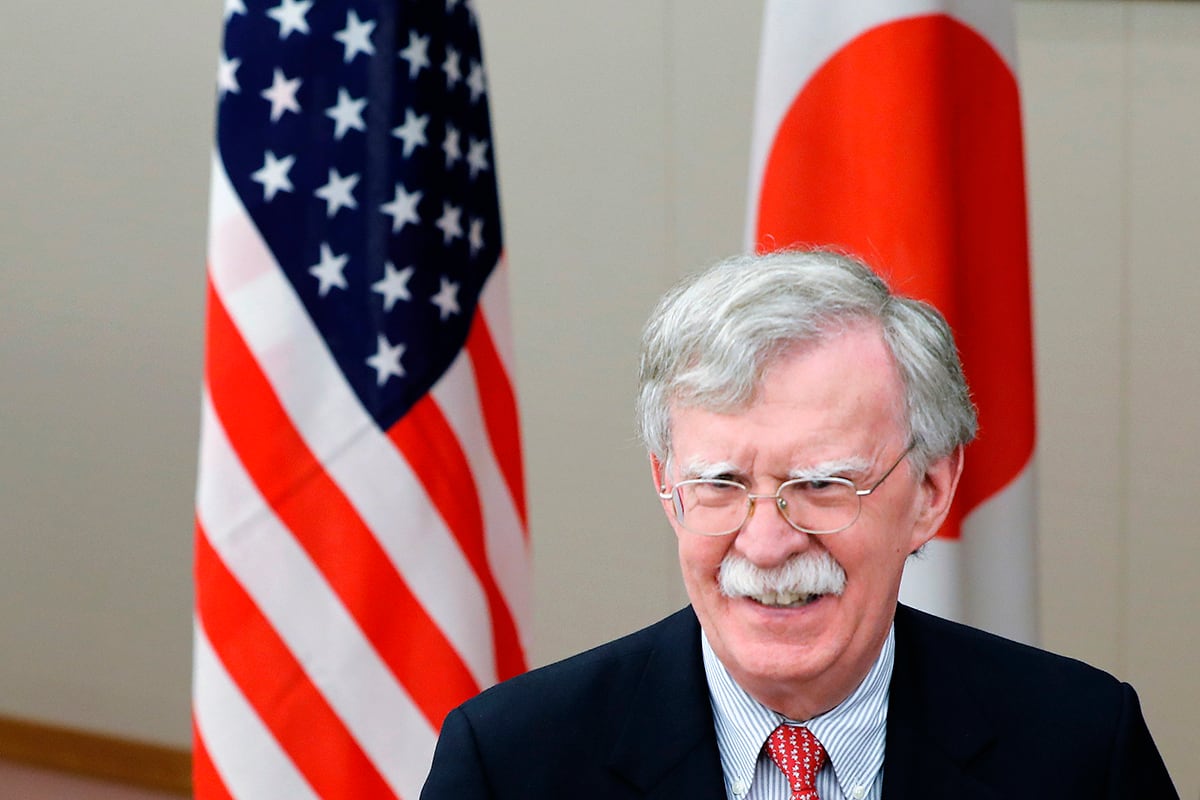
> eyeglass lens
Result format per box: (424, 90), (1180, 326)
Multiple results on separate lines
(675, 479), (859, 535)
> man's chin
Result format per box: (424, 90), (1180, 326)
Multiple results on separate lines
(718, 621), (843, 704)
(722, 591), (841, 643)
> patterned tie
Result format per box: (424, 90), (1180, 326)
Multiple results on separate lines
(765, 724), (827, 800)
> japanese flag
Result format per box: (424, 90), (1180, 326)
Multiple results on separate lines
(747, 0), (1037, 642)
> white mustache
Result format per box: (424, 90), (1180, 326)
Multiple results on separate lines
(718, 551), (847, 599)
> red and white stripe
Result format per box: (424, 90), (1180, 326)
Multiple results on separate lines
(747, 0), (1037, 642)
(193, 156), (530, 798)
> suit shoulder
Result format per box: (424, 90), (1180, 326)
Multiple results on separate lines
(889, 606), (1177, 796)
(424, 608), (723, 799)
(452, 607), (699, 734)
(894, 604), (1126, 707)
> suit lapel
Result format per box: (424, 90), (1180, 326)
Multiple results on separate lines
(605, 608), (727, 800)
(883, 717), (1003, 799)
(882, 605), (1002, 800)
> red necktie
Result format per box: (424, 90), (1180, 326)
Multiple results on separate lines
(765, 724), (827, 800)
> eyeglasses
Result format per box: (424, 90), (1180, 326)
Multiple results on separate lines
(658, 445), (913, 536)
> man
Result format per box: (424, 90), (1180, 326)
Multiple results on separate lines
(421, 250), (1177, 799)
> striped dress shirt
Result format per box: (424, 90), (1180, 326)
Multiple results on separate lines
(702, 626), (893, 800)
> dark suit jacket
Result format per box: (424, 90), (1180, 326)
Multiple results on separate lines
(420, 605), (1177, 799)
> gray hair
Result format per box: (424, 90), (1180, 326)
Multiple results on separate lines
(635, 249), (977, 475)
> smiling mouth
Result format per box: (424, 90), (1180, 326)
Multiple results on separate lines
(749, 591), (825, 608)
(718, 552), (847, 609)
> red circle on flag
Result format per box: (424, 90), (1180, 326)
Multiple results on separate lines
(754, 15), (1035, 539)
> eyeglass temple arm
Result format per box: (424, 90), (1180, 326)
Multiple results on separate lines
(855, 444), (914, 497)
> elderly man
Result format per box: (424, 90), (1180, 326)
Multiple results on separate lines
(421, 250), (1177, 799)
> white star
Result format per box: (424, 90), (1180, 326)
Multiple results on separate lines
(334, 10), (376, 63)
(261, 68), (302, 122)
(372, 262), (414, 312)
(308, 243), (349, 297)
(466, 61), (486, 103)
(468, 217), (485, 256)
(466, 138), (489, 179)
(224, 0), (247, 20)
(217, 53), (241, 97)
(398, 31), (430, 79)
(443, 124), (461, 168)
(442, 46), (462, 89)
(251, 151), (295, 201)
(381, 183), (422, 233)
(326, 88), (367, 140)
(430, 278), (461, 320)
(314, 169), (360, 217)
(267, 0), (313, 39)
(435, 203), (463, 244)
(366, 334), (406, 386)
(391, 109), (428, 158)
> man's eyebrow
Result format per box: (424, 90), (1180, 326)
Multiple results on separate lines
(678, 459), (742, 480)
(678, 456), (873, 481)
(788, 456), (871, 480)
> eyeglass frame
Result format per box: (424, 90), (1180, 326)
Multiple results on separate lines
(657, 443), (915, 537)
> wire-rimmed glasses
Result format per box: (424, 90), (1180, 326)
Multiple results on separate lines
(657, 445), (913, 536)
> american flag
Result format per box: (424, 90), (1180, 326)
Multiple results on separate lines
(194, 1), (530, 797)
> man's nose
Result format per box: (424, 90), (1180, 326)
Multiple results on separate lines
(734, 494), (814, 567)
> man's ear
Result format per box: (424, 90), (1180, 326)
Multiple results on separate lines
(649, 453), (673, 515)
(908, 445), (964, 553)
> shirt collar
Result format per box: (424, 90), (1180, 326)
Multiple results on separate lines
(702, 625), (893, 799)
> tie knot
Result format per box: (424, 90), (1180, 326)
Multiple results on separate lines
(765, 724), (827, 800)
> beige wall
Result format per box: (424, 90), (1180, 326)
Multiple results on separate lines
(1020, 3), (1200, 789)
(1, 0), (216, 752)
(1, 0), (1196, 795)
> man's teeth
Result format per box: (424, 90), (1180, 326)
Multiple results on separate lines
(754, 591), (819, 607)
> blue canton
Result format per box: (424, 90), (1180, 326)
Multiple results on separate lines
(216, 0), (502, 427)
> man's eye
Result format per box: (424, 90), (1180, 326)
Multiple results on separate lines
(702, 480), (743, 493)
